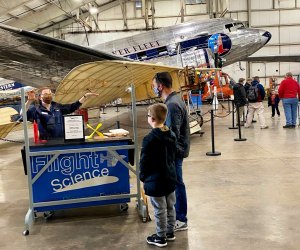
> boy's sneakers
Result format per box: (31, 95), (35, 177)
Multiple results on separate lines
(260, 126), (269, 129)
(166, 232), (176, 241)
(147, 234), (167, 247)
(174, 220), (188, 231)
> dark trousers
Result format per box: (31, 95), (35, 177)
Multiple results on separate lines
(175, 158), (187, 223)
(271, 104), (280, 117)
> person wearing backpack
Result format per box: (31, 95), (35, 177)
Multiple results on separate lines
(244, 76), (268, 129)
(278, 72), (300, 128)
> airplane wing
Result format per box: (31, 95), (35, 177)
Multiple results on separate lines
(0, 24), (130, 88)
(0, 86), (35, 99)
(0, 123), (18, 139)
(0, 107), (18, 124)
(55, 61), (184, 108)
(245, 55), (300, 62)
(0, 107), (19, 138)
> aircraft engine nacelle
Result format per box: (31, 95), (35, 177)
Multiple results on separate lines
(180, 48), (215, 68)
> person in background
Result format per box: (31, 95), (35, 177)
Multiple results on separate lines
(140, 103), (177, 247)
(244, 78), (256, 123)
(244, 78), (252, 93)
(233, 78), (247, 126)
(278, 72), (300, 128)
(23, 87), (98, 140)
(244, 76), (268, 129)
(268, 90), (280, 118)
(152, 72), (190, 231)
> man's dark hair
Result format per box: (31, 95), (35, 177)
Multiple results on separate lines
(154, 72), (173, 88)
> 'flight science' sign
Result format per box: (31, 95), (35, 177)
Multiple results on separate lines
(29, 142), (130, 210)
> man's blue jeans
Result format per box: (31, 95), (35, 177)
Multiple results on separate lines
(175, 158), (187, 223)
(282, 98), (298, 125)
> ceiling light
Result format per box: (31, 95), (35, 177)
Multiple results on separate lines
(89, 6), (98, 15)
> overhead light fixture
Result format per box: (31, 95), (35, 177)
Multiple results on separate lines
(89, 6), (98, 15)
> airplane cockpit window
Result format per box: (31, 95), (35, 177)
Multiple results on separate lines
(234, 22), (245, 29)
(225, 23), (233, 32)
(225, 22), (245, 32)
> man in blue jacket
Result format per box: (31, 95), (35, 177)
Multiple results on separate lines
(152, 72), (190, 231)
(244, 76), (268, 129)
(24, 87), (98, 140)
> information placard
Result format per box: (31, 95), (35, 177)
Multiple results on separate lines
(63, 115), (85, 141)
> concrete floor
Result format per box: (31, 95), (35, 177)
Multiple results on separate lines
(0, 103), (300, 250)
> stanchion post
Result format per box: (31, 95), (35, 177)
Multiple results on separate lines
(234, 105), (247, 141)
(227, 97), (231, 113)
(102, 106), (107, 114)
(206, 110), (221, 156)
(228, 100), (238, 129)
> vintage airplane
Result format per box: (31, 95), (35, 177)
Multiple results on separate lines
(0, 18), (271, 89)
(0, 17), (271, 138)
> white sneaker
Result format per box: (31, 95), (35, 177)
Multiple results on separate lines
(174, 220), (188, 232)
(261, 126), (269, 129)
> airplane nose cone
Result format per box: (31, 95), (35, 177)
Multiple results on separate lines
(261, 31), (272, 44)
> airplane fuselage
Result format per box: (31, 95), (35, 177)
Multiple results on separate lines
(93, 18), (271, 67)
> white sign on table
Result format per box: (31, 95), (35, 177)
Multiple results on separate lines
(63, 115), (84, 141)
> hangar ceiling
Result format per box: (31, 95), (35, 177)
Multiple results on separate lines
(0, 0), (119, 33)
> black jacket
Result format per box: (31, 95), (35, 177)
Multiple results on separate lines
(268, 94), (280, 106)
(139, 127), (177, 197)
(165, 92), (190, 158)
(233, 83), (247, 107)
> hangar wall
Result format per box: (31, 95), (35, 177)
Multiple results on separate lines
(224, 0), (300, 86)
(62, 0), (300, 87)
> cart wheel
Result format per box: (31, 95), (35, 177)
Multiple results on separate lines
(43, 211), (54, 220)
(120, 203), (129, 212)
(23, 230), (29, 236)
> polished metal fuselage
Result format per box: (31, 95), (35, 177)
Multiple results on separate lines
(93, 18), (270, 67)
(0, 18), (270, 88)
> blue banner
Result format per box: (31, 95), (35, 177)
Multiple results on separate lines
(30, 141), (131, 211)
(0, 82), (23, 90)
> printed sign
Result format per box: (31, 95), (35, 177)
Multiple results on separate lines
(30, 141), (131, 211)
(63, 115), (84, 141)
(0, 82), (23, 90)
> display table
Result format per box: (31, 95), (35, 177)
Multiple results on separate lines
(20, 86), (148, 236)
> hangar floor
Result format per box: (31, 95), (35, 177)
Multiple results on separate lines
(0, 103), (299, 250)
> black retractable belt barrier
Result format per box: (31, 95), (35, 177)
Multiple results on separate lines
(206, 110), (221, 156)
(234, 105), (247, 141)
(228, 100), (238, 129)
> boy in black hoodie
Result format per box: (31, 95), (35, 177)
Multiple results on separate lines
(140, 103), (177, 247)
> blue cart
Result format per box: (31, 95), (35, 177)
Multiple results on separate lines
(21, 86), (147, 236)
